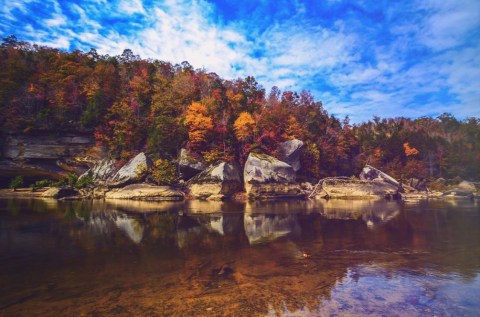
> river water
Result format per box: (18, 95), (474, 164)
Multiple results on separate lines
(0, 198), (479, 316)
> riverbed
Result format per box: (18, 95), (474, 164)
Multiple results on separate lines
(0, 198), (479, 316)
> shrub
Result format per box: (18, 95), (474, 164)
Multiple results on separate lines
(135, 163), (148, 181)
(9, 176), (23, 191)
(67, 173), (79, 186)
(151, 159), (177, 185)
(75, 175), (94, 189)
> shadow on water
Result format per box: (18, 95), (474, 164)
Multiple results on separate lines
(0, 198), (479, 316)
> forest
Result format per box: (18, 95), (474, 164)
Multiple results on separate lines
(1, 35), (479, 183)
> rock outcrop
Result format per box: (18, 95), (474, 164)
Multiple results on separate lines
(108, 153), (152, 187)
(105, 183), (184, 201)
(187, 162), (242, 200)
(178, 148), (206, 180)
(0, 132), (101, 183)
(278, 139), (304, 172)
(359, 165), (400, 189)
(322, 178), (399, 199)
(244, 153), (303, 199)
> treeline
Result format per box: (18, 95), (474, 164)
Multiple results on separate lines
(1, 36), (479, 181)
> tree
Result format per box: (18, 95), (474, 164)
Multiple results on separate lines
(233, 112), (255, 142)
(184, 102), (213, 148)
(9, 176), (23, 191)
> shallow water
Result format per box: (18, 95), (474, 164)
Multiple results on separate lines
(0, 198), (479, 316)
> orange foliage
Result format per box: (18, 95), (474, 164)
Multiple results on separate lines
(233, 112), (255, 142)
(184, 102), (213, 145)
(403, 142), (419, 156)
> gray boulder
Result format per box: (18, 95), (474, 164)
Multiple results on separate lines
(278, 139), (304, 172)
(244, 153), (303, 199)
(108, 153), (152, 187)
(79, 158), (117, 184)
(178, 148), (207, 180)
(360, 165), (400, 188)
(187, 162), (242, 200)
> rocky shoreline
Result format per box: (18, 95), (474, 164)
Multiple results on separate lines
(1, 133), (478, 202)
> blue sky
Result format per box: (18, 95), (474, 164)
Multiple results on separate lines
(1, 0), (479, 122)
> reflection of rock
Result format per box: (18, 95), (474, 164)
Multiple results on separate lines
(108, 152), (152, 187)
(114, 215), (144, 244)
(244, 153), (303, 199)
(244, 214), (300, 244)
(278, 139), (304, 172)
(321, 199), (401, 227)
(105, 184), (184, 200)
(187, 162), (242, 200)
(178, 148), (206, 181)
(245, 200), (319, 214)
(360, 165), (400, 188)
(106, 199), (185, 213)
(323, 178), (399, 199)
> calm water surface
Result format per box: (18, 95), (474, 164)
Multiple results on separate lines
(0, 198), (479, 316)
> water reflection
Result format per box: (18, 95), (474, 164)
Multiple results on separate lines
(0, 198), (479, 316)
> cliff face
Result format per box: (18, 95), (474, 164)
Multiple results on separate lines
(0, 132), (103, 185)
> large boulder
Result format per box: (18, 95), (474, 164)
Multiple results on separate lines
(322, 178), (400, 199)
(278, 139), (304, 172)
(244, 153), (303, 199)
(360, 165), (400, 188)
(79, 158), (118, 184)
(178, 148), (206, 180)
(108, 153), (152, 187)
(187, 162), (242, 200)
(457, 180), (476, 192)
(105, 183), (184, 201)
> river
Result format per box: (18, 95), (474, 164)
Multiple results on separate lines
(0, 198), (479, 316)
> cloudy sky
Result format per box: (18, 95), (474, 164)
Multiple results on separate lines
(1, 0), (479, 122)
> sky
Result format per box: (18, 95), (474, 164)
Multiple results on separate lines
(0, 0), (479, 122)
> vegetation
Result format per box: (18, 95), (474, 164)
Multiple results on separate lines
(1, 36), (479, 181)
(9, 176), (23, 191)
(151, 160), (177, 185)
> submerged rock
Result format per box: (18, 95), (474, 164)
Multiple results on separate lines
(108, 153), (152, 187)
(441, 190), (474, 199)
(244, 153), (303, 199)
(187, 162), (242, 200)
(322, 178), (399, 199)
(278, 139), (304, 172)
(178, 148), (206, 181)
(105, 183), (184, 201)
(359, 165), (400, 189)
(42, 187), (78, 199)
